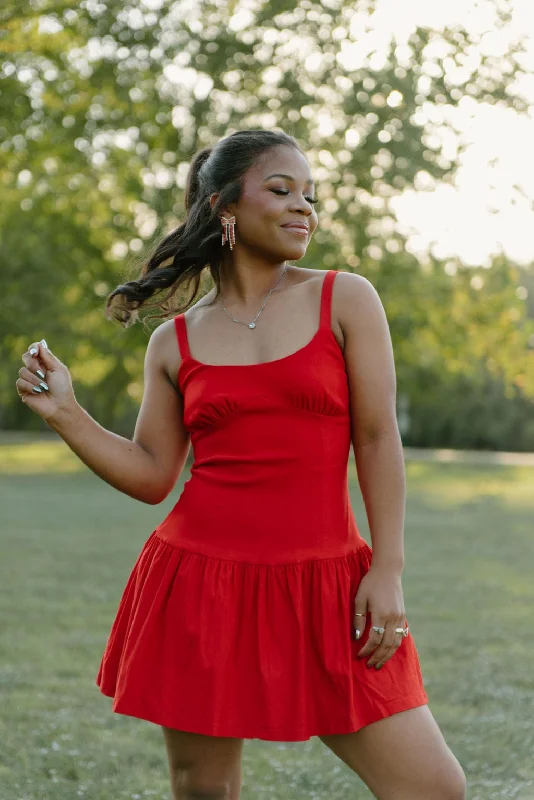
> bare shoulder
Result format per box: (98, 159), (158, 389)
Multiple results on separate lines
(297, 267), (379, 304)
(288, 268), (381, 349)
(146, 317), (177, 358)
(332, 271), (387, 333)
(333, 270), (381, 306)
(286, 266), (334, 303)
(145, 317), (181, 390)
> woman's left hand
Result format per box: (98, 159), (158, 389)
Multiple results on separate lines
(353, 565), (407, 669)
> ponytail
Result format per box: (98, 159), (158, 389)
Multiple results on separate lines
(105, 129), (302, 327)
(105, 146), (217, 328)
(184, 147), (212, 212)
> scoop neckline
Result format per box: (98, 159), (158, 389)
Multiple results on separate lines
(178, 325), (334, 373)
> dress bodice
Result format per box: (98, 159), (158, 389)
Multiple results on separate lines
(155, 269), (363, 564)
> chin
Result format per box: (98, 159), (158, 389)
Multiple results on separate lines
(279, 244), (308, 261)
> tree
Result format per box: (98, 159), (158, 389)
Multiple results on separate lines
(1, 0), (533, 446)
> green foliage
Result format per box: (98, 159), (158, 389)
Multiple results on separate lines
(1, 0), (533, 446)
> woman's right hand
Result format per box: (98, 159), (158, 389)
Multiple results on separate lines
(16, 339), (78, 423)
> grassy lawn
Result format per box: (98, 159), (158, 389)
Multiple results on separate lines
(1, 440), (533, 799)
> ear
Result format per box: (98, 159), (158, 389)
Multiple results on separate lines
(209, 192), (236, 219)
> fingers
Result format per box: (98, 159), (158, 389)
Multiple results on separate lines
(353, 597), (368, 641)
(18, 366), (50, 392)
(356, 618), (385, 663)
(23, 339), (63, 376)
(23, 340), (48, 373)
(39, 345), (63, 372)
(18, 339), (58, 404)
(367, 620), (400, 669)
(375, 624), (406, 669)
(16, 376), (47, 399)
(358, 615), (406, 669)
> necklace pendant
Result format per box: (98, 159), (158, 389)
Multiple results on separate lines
(248, 322), (256, 329)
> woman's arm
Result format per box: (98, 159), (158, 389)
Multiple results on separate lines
(335, 271), (405, 573)
(18, 321), (190, 505)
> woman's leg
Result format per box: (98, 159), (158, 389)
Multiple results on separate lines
(161, 726), (244, 800)
(319, 705), (466, 800)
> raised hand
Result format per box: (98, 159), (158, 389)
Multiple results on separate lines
(16, 339), (77, 423)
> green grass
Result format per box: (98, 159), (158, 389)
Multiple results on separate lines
(1, 440), (533, 799)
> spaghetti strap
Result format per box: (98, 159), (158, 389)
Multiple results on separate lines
(174, 314), (190, 361)
(319, 269), (337, 330)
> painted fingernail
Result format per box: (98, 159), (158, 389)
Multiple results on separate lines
(39, 381), (49, 391)
(376, 665), (382, 670)
(36, 369), (45, 379)
(40, 339), (48, 349)
(32, 386), (43, 393)
(29, 347), (38, 356)
(354, 629), (361, 639)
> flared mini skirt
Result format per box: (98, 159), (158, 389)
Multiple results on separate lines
(96, 529), (428, 741)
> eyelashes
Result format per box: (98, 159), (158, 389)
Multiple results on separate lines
(270, 188), (319, 205)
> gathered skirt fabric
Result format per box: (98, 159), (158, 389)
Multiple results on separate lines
(96, 530), (428, 741)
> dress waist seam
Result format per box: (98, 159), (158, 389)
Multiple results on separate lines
(152, 530), (370, 567)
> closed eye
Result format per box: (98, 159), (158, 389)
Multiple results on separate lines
(270, 188), (319, 205)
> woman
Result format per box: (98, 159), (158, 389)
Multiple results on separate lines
(16, 129), (466, 799)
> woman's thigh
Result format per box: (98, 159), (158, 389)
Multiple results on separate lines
(319, 705), (466, 800)
(161, 726), (244, 800)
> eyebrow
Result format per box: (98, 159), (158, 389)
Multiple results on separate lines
(263, 173), (315, 185)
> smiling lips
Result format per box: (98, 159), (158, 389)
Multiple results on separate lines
(281, 223), (309, 235)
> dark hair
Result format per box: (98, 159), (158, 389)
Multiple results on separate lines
(105, 129), (303, 327)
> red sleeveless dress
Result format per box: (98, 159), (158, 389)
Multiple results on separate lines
(96, 269), (428, 741)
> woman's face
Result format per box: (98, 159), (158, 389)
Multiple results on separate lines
(224, 144), (319, 262)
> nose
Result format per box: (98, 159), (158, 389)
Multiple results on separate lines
(290, 196), (314, 214)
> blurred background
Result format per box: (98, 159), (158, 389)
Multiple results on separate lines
(2, 2), (534, 799)
(2, 0), (534, 449)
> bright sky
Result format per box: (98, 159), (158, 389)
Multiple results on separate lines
(377, 0), (534, 267)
